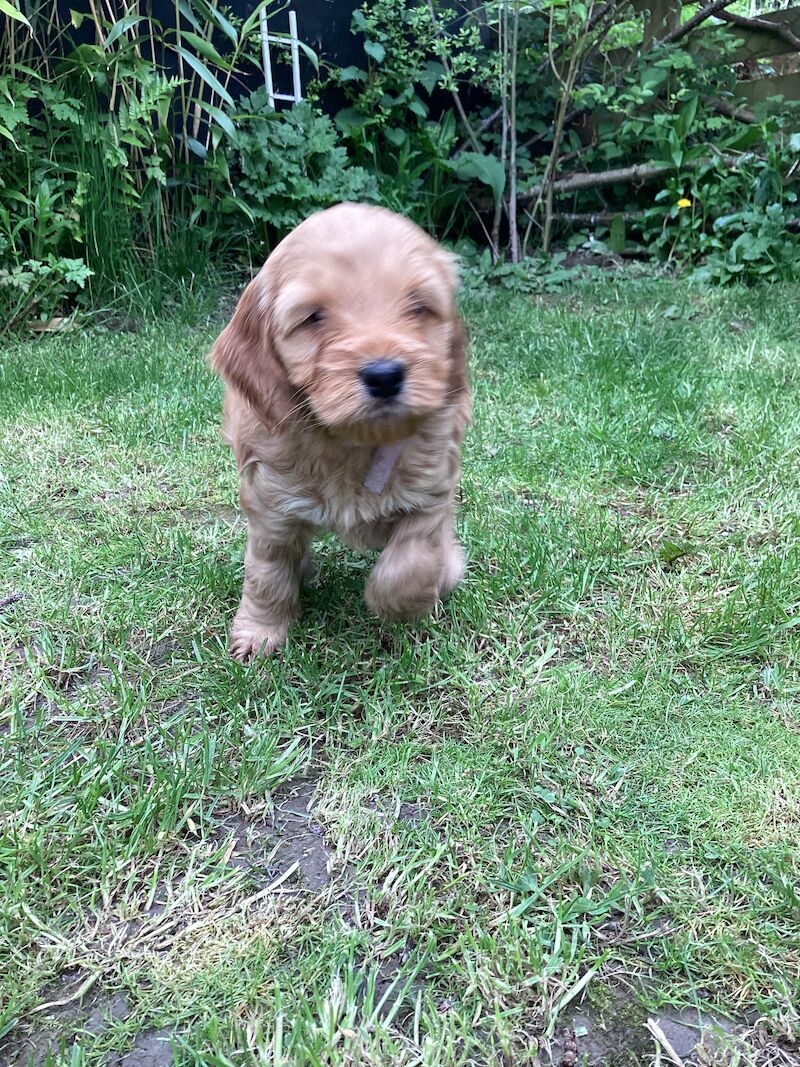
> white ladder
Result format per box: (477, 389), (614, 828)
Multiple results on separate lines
(258, 8), (303, 109)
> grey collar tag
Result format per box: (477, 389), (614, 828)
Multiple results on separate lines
(363, 441), (406, 495)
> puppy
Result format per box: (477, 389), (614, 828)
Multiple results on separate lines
(211, 203), (471, 660)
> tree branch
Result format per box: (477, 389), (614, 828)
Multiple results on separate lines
(520, 154), (746, 201)
(716, 9), (800, 53)
(554, 209), (800, 231)
(658, 0), (738, 45)
(508, 0), (520, 261)
(426, 0), (482, 153)
(709, 97), (757, 123)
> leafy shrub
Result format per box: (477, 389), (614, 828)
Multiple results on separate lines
(327, 1), (799, 282)
(693, 203), (800, 285)
(227, 93), (379, 250)
(0, 258), (93, 329)
(0, 75), (93, 326)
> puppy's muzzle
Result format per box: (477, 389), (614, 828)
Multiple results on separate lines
(359, 360), (406, 400)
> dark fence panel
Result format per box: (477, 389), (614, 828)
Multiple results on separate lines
(51, 0), (361, 102)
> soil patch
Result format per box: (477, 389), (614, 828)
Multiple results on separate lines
(1, 979), (130, 1066)
(217, 775), (332, 891)
(541, 987), (741, 1066)
(1, 776), (332, 1063)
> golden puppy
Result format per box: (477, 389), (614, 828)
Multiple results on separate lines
(211, 203), (471, 660)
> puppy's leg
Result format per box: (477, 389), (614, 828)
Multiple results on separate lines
(230, 512), (311, 661)
(365, 505), (464, 622)
(439, 523), (466, 600)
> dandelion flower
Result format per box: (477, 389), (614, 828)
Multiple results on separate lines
(677, 198), (692, 209)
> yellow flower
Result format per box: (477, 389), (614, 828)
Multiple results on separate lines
(677, 198), (692, 209)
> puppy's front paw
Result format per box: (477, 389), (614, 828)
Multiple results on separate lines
(229, 620), (288, 661)
(364, 573), (439, 622)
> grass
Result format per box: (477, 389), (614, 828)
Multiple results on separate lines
(1, 275), (799, 1066)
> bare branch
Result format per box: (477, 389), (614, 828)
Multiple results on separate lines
(554, 210), (647, 224)
(521, 155), (746, 201)
(491, 1), (509, 259)
(716, 9), (800, 53)
(709, 97), (757, 123)
(658, 0), (738, 45)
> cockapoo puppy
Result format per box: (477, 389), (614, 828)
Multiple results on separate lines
(211, 202), (471, 660)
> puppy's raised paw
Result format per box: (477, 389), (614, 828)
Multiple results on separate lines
(229, 621), (288, 661)
(364, 574), (439, 623)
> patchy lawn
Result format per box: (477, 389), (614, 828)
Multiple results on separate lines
(1, 277), (799, 1066)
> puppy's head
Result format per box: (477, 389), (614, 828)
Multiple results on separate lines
(211, 203), (468, 444)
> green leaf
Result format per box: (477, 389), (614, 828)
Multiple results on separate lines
(205, 2), (236, 44)
(659, 540), (696, 564)
(241, 0), (287, 41)
(221, 194), (254, 220)
(296, 39), (319, 72)
(186, 136), (208, 158)
(640, 65), (668, 91)
(174, 47), (234, 106)
(675, 93), (699, 141)
(0, 0), (31, 30)
(418, 60), (445, 94)
(0, 122), (19, 147)
(104, 13), (144, 48)
(178, 0), (203, 33)
(383, 126), (406, 147)
(608, 213), (626, 253)
(338, 65), (367, 83)
(179, 30), (230, 69)
(721, 124), (765, 153)
(447, 151), (506, 204)
(334, 107), (370, 135)
(364, 39), (385, 63)
(188, 97), (235, 138)
(789, 132), (800, 153)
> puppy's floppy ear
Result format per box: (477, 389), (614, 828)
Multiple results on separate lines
(210, 272), (298, 431)
(448, 313), (472, 426)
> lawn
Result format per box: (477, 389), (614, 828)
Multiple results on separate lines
(1, 276), (799, 1066)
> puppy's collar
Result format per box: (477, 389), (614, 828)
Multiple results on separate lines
(363, 441), (407, 495)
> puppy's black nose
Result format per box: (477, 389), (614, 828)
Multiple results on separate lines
(359, 360), (406, 400)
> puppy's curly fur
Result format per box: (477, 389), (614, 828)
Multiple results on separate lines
(211, 203), (471, 660)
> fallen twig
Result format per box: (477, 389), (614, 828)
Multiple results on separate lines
(710, 98), (757, 123)
(520, 154), (746, 201)
(551, 210), (800, 232)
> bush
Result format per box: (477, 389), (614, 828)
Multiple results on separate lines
(226, 92), (379, 252)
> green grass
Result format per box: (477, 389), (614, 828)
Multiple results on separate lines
(1, 277), (799, 1066)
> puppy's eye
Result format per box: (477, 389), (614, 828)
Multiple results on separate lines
(301, 309), (324, 327)
(408, 301), (431, 318)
